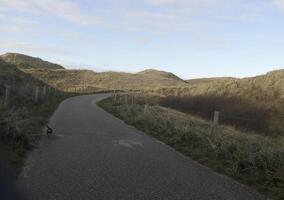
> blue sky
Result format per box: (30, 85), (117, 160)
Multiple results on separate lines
(0, 0), (284, 79)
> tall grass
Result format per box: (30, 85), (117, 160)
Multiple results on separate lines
(99, 94), (284, 200)
(159, 95), (283, 135)
(0, 60), (76, 174)
(0, 86), (72, 174)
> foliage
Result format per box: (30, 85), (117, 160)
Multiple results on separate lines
(0, 59), (74, 175)
(159, 95), (282, 134)
(99, 95), (284, 200)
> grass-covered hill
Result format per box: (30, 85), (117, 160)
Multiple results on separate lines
(148, 69), (284, 136)
(150, 69), (284, 106)
(137, 69), (184, 81)
(1, 53), (188, 92)
(0, 53), (65, 70)
(2, 52), (283, 111)
(2, 53), (283, 104)
(23, 68), (188, 92)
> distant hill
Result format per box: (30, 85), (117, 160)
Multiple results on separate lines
(149, 69), (284, 107)
(187, 77), (237, 85)
(0, 53), (65, 70)
(1, 53), (283, 106)
(23, 68), (188, 92)
(0, 53), (188, 91)
(138, 69), (184, 81)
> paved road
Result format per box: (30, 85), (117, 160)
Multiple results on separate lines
(18, 94), (266, 200)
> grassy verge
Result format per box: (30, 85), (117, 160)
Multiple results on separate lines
(98, 95), (284, 200)
(0, 93), (76, 178)
(0, 59), (85, 177)
(159, 95), (284, 135)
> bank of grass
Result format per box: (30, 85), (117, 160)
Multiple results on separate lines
(159, 95), (284, 135)
(0, 57), (82, 176)
(98, 95), (284, 200)
(0, 92), (76, 177)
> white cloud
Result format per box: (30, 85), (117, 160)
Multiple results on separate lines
(0, 0), (279, 46)
(0, 41), (73, 55)
(275, 0), (284, 9)
(0, 0), (101, 26)
(145, 0), (226, 12)
(146, 0), (223, 6)
(113, 11), (196, 32)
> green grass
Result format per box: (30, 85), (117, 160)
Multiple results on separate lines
(98, 95), (284, 200)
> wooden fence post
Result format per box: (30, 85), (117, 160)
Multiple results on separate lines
(165, 111), (171, 130)
(131, 94), (134, 105)
(125, 94), (128, 105)
(144, 104), (148, 114)
(47, 86), (50, 96)
(34, 86), (39, 103)
(4, 85), (10, 106)
(113, 90), (117, 103)
(210, 111), (219, 135)
(213, 111), (219, 127)
(42, 86), (47, 99)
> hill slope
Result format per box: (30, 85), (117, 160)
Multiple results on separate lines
(23, 68), (188, 92)
(138, 69), (184, 81)
(0, 53), (65, 70)
(152, 69), (284, 104)
(1, 53), (188, 92)
(1, 53), (283, 105)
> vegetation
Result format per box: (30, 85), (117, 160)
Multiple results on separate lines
(148, 69), (284, 108)
(22, 68), (188, 92)
(0, 59), (74, 176)
(99, 94), (284, 200)
(0, 53), (64, 70)
(159, 95), (284, 135)
(1, 52), (284, 198)
(1, 53), (188, 92)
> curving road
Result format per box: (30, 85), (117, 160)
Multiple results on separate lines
(18, 94), (266, 200)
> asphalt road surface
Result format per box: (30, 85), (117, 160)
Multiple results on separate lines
(18, 94), (266, 200)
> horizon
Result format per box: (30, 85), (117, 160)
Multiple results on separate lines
(1, 0), (284, 79)
(1, 51), (283, 80)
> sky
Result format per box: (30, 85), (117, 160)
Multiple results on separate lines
(0, 0), (284, 79)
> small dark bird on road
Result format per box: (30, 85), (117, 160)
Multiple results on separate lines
(46, 125), (53, 136)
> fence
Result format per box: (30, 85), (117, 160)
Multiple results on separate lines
(0, 84), (60, 107)
(110, 93), (220, 131)
(110, 93), (284, 135)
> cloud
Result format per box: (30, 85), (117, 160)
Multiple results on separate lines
(0, 0), (278, 45)
(112, 11), (195, 32)
(0, 0), (266, 33)
(145, 0), (226, 12)
(0, 41), (73, 55)
(146, 0), (223, 7)
(0, 0), (101, 26)
(102, 0), (227, 33)
(275, 0), (284, 9)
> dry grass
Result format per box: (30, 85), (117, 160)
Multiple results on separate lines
(22, 68), (188, 92)
(99, 94), (284, 200)
(147, 69), (284, 107)
(0, 59), (75, 174)
(0, 53), (64, 70)
(159, 95), (284, 135)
